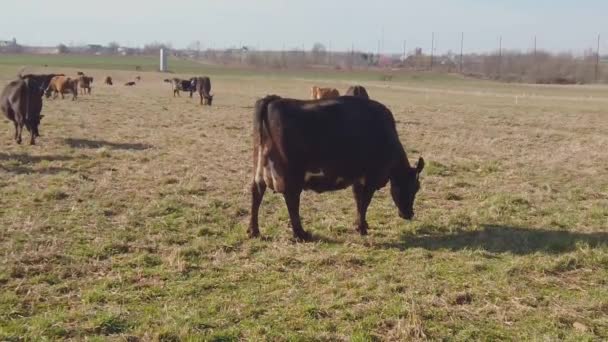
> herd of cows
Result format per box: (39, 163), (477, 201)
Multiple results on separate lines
(1, 71), (424, 240)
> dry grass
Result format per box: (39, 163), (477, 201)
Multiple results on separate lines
(1, 64), (608, 340)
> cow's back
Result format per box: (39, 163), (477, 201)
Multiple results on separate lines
(265, 97), (400, 176)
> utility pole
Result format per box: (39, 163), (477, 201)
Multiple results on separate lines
(534, 35), (538, 79)
(459, 32), (464, 73)
(430, 32), (435, 71)
(596, 34), (601, 82)
(498, 35), (502, 77)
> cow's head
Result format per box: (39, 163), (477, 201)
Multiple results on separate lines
(390, 157), (424, 220)
(205, 94), (214, 106)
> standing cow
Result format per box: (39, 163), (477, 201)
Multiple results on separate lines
(1, 74), (58, 144)
(345, 85), (369, 99)
(45, 76), (79, 100)
(191, 77), (213, 105)
(171, 78), (195, 97)
(249, 95), (424, 240)
(311, 86), (340, 100)
(79, 75), (93, 94)
(104, 76), (113, 85)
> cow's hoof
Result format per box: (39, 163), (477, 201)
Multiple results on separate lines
(293, 231), (313, 242)
(355, 221), (369, 236)
(248, 230), (261, 239)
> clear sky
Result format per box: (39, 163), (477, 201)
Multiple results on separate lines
(1, 0), (605, 54)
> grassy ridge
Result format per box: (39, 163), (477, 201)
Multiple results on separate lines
(0, 53), (470, 83)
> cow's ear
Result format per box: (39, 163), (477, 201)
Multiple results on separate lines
(416, 157), (425, 174)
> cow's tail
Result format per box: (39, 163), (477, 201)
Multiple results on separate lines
(253, 95), (281, 186)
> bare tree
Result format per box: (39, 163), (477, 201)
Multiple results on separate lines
(311, 43), (327, 64)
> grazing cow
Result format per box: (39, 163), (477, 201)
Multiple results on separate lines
(104, 76), (113, 85)
(135, 76), (141, 82)
(0, 74), (58, 144)
(171, 78), (195, 97)
(77, 71), (84, 76)
(124, 81), (136, 86)
(345, 85), (369, 99)
(45, 75), (79, 100)
(249, 95), (425, 240)
(191, 77), (213, 105)
(79, 75), (93, 94)
(311, 86), (340, 100)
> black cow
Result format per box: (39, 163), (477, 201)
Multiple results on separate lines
(345, 85), (369, 99)
(1, 74), (58, 144)
(249, 95), (424, 240)
(124, 81), (136, 86)
(79, 75), (93, 94)
(171, 78), (195, 97)
(191, 77), (213, 105)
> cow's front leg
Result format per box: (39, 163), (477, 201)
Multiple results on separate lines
(249, 180), (266, 238)
(13, 121), (18, 142)
(29, 130), (36, 145)
(283, 188), (311, 241)
(16, 122), (23, 144)
(352, 183), (375, 236)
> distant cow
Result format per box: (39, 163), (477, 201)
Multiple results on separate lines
(191, 77), (213, 105)
(345, 85), (369, 99)
(45, 75), (79, 100)
(79, 75), (93, 94)
(311, 86), (340, 100)
(1, 74), (58, 144)
(77, 71), (84, 76)
(171, 78), (195, 97)
(135, 76), (141, 82)
(104, 76), (113, 85)
(249, 95), (425, 240)
(124, 81), (136, 86)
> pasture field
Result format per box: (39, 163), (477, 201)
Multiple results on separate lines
(1, 57), (608, 340)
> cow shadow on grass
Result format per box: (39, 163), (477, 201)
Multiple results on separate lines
(0, 152), (74, 163)
(64, 138), (152, 151)
(0, 152), (76, 175)
(0, 164), (75, 175)
(381, 225), (608, 255)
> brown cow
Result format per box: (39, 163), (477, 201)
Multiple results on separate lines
(124, 81), (136, 86)
(104, 76), (113, 85)
(345, 85), (369, 99)
(192, 77), (213, 105)
(79, 75), (93, 94)
(45, 76), (78, 100)
(311, 86), (340, 100)
(249, 95), (424, 240)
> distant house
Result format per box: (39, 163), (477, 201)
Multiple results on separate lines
(0, 38), (17, 47)
(118, 47), (136, 56)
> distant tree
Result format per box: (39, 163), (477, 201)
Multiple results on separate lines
(311, 42), (327, 64)
(57, 44), (69, 54)
(143, 41), (172, 55)
(107, 41), (120, 54)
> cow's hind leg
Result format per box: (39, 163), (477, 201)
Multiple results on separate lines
(249, 180), (266, 238)
(352, 183), (375, 235)
(283, 188), (312, 241)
